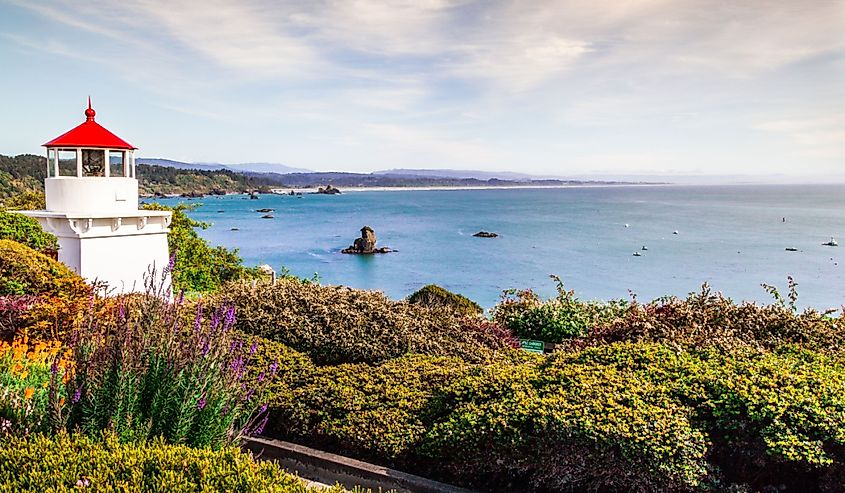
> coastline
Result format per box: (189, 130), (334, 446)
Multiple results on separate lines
(270, 182), (665, 194)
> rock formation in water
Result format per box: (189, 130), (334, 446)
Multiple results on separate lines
(316, 185), (342, 195)
(342, 226), (391, 254)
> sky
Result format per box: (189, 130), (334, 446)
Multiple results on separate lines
(0, 0), (843, 178)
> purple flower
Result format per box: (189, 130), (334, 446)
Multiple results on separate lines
(193, 303), (203, 333)
(258, 403), (268, 414)
(223, 305), (236, 331)
(229, 357), (245, 379)
(252, 414), (269, 435)
(210, 308), (221, 332)
(177, 290), (185, 306)
(257, 371), (265, 383)
(269, 359), (279, 376)
(50, 360), (58, 375)
(244, 389), (255, 401)
(200, 338), (210, 356)
(197, 395), (207, 410)
(164, 253), (176, 277)
(71, 387), (82, 404)
(249, 342), (258, 355)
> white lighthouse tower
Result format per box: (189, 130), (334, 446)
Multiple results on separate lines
(21, 99), (172, 293)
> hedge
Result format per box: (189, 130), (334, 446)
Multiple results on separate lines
(264, 342), (845, 492)
(0, 432), (347, 492)
(216, 279), (516, 365)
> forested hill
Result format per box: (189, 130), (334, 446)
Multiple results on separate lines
(0, 154), (44, 200)
(0, 154), (286, 199)
(136, 164), (284, 196)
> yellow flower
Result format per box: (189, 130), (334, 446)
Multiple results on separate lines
(24, 387), (35, 400)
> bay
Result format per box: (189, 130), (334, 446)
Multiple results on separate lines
(154, 184), (845, 310)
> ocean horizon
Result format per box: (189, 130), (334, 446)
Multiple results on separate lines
(154, 183), (845, 310)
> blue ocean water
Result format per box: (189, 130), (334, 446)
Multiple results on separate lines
(155, 185), (845, 310)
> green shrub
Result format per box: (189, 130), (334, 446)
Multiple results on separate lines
(0, 212), (57, 253)
(493, 276), (627, 343)
(0, 432), (345, 492)
(275, 354), (472, 459)
(263, 340), (845, 492)
(423, 345), (708, 492)
(238, 333), (315, 411)
(407, 284), (482, 316)
(0, 240), (82, 297)
(217, 279), (516, 365)
(2, 191), (45, 211)
(141, 203), (260, 294)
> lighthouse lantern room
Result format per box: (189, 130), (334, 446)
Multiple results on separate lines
(20, 99), (172, 293)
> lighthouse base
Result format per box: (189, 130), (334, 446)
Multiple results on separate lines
(19, 210), (172, 294)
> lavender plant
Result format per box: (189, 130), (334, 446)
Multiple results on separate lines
(63, 259), (274, 448)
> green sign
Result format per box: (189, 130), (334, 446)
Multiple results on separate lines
(520, 339), (545, 354)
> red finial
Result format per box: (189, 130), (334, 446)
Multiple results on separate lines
(85, 96), (96, 121)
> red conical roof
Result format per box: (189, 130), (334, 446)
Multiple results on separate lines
(43, 98), (136, 150)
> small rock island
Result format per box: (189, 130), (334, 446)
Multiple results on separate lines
(342, 226), (392, 254)
(316, 185), (342, 195)
(473, 231), (499, 238)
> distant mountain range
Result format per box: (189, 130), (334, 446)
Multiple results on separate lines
(135, 158), (636, 189)
(372, 168), (565, 181)
(137, 158), (312, 175)
(137, 159), (579, 182)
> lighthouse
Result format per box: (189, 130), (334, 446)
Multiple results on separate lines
(20, 99), (172, 293)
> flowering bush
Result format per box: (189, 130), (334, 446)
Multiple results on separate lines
(578, 283), (844, 352)
(0, 240), (93, 340)
(64, 282), (275, 448)
(0, 336), (71, 436)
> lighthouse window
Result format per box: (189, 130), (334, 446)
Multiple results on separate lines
(57, 150), (77, 177)
(109, 151), (126, 177)
(82, 149), (105, 176)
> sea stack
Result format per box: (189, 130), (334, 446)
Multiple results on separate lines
(342, 226), (391, 254)
(316, 185), (342, 195)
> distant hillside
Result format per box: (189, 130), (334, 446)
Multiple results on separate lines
(0, 154), (287, 200)
(373, 168), (563, 181)
(136, 164), (286, 196)
(0, 154), (47, 201)
(137, 158), (312, 174)
(249, 171), (607, 188)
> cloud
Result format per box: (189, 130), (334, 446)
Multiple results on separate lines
(3, 0), (843, 173)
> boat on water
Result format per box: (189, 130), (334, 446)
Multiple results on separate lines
(632, 252), (642, 256)
(785, 247), (798, 252)
(823, 237), (839, 247)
